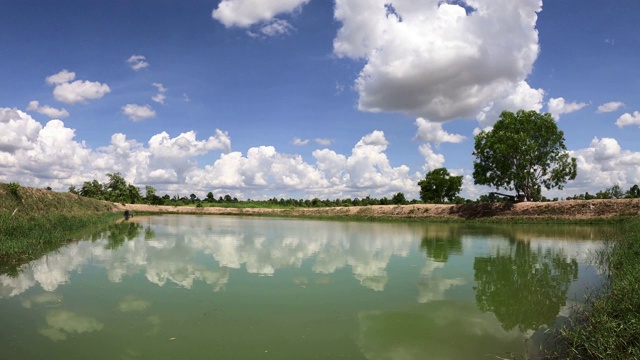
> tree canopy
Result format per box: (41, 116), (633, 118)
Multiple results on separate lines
(418, 168), (463, 204)
(472, 110), (577, 201)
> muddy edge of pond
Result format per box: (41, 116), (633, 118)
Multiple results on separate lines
(113, 198), (640, 221)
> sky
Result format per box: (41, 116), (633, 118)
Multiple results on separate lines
(1, 0), (639, 201)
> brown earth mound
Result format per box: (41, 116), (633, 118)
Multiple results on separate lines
(113, 199), (640, 220)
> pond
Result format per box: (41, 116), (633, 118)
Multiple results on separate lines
(0, 215), (606, 359)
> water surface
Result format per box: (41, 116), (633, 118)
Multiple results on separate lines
(0, 215), (605, 359)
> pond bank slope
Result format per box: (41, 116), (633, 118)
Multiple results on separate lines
(115, 198), (640, 221)
(0, 183), (118, 272)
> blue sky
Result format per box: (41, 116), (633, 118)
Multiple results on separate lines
(1, 0), (639, 200)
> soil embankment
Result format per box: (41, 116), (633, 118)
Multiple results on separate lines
(114, 199), (640, 220)
(2, 183), (638, 220)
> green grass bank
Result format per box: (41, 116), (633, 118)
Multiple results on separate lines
(0, 183), (118, 274)
(545, 217), (640, 359)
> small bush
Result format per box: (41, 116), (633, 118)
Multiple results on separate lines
(7, 182), (21, 199)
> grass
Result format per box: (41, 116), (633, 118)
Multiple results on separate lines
(545, 218), (640, 359)
(0, 212), (121, 275)
(0, 182), (119, 275)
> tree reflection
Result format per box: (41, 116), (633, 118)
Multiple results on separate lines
(420, 227), (463, 262)
(100, 222), (144, 250)
(473, 241), (578, 331)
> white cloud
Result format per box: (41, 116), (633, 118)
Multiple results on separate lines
(315, 138), (333, 146)
(1, 111), (420, 199)
(53, 81), (111, 104)
(333, 0), (544, 122)
(27, 100), (69, 119)
(597, 101), (624, 113)
(0, 108), (42, 153)
(46, 70), (110, 104)
(547, 97), (588, 120)
(186, 130), (418, 199)
(122, 104), (156, 122)
(45, 69), (76, 85)
(0, 110), (91, 183)
(476, 81), (544, 128)
(414, 118), (466, 145)
(260, 19), (295, 36)
(615, 111), (640, 128)
(212, 0), (310, 28)
(292, 137), (309, 146)
(151, 83), (167, 104)
(563, 137), (640, 197)
(148, 130), (231, 158)
(127, 55), (149, 71)
(419, 144), (445, 173)
(0, 107), (231, 189)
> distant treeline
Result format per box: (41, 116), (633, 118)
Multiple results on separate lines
(67, 173), (418, 207)
(66, 173), (639, 207)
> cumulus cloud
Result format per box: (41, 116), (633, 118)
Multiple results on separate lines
(615, 111), (640, 128)
(597, 101), (624, 113)
(0, 107), (231, 189)
(212, 0), (310, 28)
(148, 130), (231, 157)
(27, 100), (69, 119)
(187, 130), (418, 198)
(127, 55), (149, 71)
(122, 104), (156, 122)
(415, 118), (466, 145)
(564, 137), (640, 197)
(152, 83), (167, 104)
(476, 81), (545, 128)
(547, 97), (588, 120)
(0, 110), (90, 181)
(46, 70), (110, 104)
(333, 0), (544, 122)
(45, 69), (76, 85)
(2, 108), (423, 200)
(419, 144), (445, 173)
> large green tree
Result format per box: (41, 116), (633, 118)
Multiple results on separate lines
(473, 110), (577, 201)
(418, 168), (463, 203)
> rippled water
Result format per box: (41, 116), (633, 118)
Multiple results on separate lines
(0, 215), (605, 359)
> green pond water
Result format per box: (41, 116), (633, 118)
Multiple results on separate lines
(0, 215), (606, 359)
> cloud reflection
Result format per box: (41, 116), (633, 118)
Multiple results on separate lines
(0, 217), (602, 300)
(39, 310), (103, 341)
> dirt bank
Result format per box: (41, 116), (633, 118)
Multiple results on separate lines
(113, 198), (640, 220)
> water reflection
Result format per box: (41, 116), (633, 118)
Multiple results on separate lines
(0, 217), (602, 301)
(0, 216), (605, 359)
(358, 301), (525, 359)
(39, 309), (104, 341)
(420, 228), (463, 262)
(474, 240), (579, 332)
